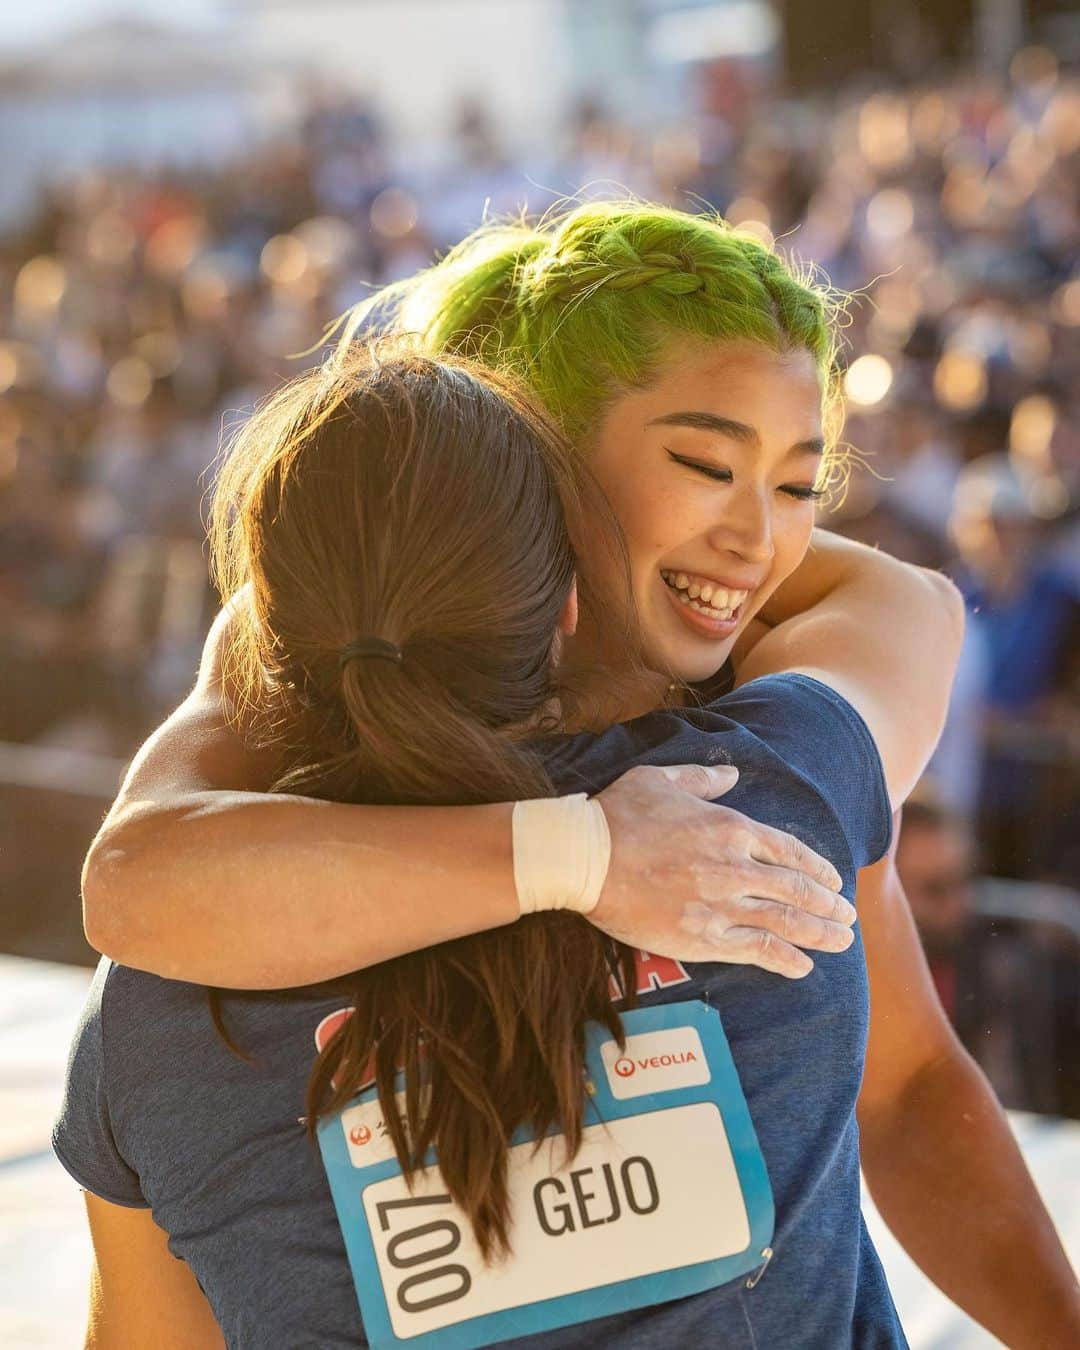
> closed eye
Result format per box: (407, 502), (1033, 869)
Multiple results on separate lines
(666, 450), (824, 501)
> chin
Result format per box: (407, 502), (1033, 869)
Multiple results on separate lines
(653, 637), (736, 688)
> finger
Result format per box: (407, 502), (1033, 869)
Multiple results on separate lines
(730, 897), (855, 953)
(751, 864), (857, 926)
(709, 926), (815, 979)
(702, 863), (856, 925)
(658, 763), (739, 799)
(743, 823), (844, 893)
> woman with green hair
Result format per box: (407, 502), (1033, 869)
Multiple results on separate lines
(77, 202), (1077, 1345)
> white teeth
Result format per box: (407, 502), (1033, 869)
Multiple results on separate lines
(676, 590), (735, 620)
(661, 570), (750, 616)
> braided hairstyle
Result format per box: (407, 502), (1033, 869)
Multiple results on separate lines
(337, 200), (850, 488)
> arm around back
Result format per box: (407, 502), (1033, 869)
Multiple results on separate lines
(82, 599), (855, 988)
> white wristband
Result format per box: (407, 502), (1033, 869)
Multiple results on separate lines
(512, 794), (611, 917)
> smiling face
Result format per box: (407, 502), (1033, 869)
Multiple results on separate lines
(579, 339), (826, 685)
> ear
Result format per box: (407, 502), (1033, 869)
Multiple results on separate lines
(558, 576), (579, 637)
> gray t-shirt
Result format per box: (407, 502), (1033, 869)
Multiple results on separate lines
(54, 674), (903, 1347)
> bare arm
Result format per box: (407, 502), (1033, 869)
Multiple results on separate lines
(732, 528), (965, 808)
(83, 1194), (225, 1350)
(857, 823), (1080, 1347)
(737, 533), (1076, 1335)
(83, 602), (852, 988)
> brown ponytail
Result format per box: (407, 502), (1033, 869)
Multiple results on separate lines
(207, 342), (646, 1263)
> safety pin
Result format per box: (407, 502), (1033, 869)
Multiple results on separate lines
(745, 1246), (773, 1289)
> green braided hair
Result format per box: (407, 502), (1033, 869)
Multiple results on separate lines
(336, 200), (851, 492)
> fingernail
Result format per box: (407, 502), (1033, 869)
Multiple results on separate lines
(711, 764), (739, 782)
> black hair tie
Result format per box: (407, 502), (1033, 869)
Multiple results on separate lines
(338, 637), (404, 670)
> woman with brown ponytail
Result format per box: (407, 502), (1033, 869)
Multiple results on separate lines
(64, 204), (1078, 1347)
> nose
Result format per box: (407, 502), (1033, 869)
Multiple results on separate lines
(704, 483), (774, 566)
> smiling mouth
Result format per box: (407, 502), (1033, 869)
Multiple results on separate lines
(661, 570), (749, 621)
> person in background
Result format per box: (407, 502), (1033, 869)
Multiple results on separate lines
(897, 786), (1075, 1117)
(948, 452), (1080, 878)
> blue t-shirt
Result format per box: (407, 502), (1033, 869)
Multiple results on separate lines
(54, 674), (903, 1348)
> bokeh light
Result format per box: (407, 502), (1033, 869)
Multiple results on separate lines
(1050, 278), (1080, 326)
(261, 234), (310, 287)
(1041, 87), (1080, 157)
(146, 216), (205, 277)
(941, 165), (988, 229)
(0, 341), (42, 391)
(293, 216), (355, 273)
(370, 187), (420, 239)
(857, 94), (911, 172)
(844, 354), (893, 407)
(910, 91), (960, 154)
(725, 195), (771, 230)
(134, 330), (182, 377)
(1009, 395), (1056, 472)
(866, 188), (914, 243)
(0, 345), (19, 395)
(105, 356), (154, 408)
(934, 350), (988, 412)
(14, 256), (67, 317)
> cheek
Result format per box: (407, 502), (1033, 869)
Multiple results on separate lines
(774, 510), (816, 578)
(606, 479), (691, 565)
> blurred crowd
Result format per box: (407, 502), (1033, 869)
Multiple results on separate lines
(1, 52), (1078, 1110)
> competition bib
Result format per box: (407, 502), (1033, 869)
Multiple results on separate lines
(317, 998), (773, 1348)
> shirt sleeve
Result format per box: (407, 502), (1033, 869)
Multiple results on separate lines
(715, 673), (894, 870)
(52, 958), (148, 1208)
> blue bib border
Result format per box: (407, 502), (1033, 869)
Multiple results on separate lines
(317, 998), (774, 1349)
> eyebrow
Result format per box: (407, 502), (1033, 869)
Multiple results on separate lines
(646, 411), (824, 458)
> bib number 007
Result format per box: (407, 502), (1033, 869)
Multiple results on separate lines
(375, 1194), (472, 1314)
(357, 1101), (756, 1340)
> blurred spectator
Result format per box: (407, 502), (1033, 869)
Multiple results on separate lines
(898, 789), (1079, 1117)
(948, 452), (1080, 877)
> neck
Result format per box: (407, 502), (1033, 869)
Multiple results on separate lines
(553, 627), (678, 734)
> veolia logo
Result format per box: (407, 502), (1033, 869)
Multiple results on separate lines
(601, 1026), (712, 1099)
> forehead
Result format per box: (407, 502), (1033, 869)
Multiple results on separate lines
(589, 338), (825, 459)
(644, 339), (823, 415)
